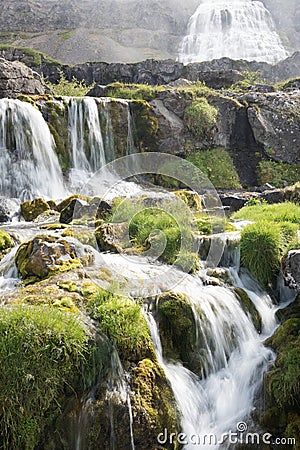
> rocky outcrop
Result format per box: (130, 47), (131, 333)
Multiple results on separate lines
(1, 47), (300, 87)
(0, 58), (49, 98)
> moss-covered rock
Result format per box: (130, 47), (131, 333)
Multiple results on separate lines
(261, 317), (300, 441)
(95, 222), (130, 253)
(131, 358), (180, 450)
(173, 189), (203, 211)
(234, 287), (262, 333)
(0, 228), (12, 251)
(130, 100), (159, 152)
(156, 292), (200, 372)
(21, 198), (52, 221)
(15, 235), (94, 282)
(284, 182), (300, 204)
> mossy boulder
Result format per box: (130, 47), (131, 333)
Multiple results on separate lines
(173, 189), (203, 211)
(0, 228), (13, 261)
(21, 198), (52, 221)
(0, 229), (13, 251)
(284, 182), (300, 204)
(15, 235), (94, 282)
(58, 195), (112, 225)
(95, 222), (130, 253)
(261, 317), (300, 440)
(156, 291), (200, 372)
(131, 358), (180, 450)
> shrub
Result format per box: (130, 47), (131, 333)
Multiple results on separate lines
(187, 148), (241, 189)
(47, 70), (93, 96)
(257, 160), (300, 188)
(184, 97), (218, 139)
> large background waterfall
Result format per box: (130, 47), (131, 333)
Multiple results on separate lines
(178, 0), (289, 64)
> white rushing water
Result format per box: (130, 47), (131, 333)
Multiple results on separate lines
(143, 269), (277, 449)
(0, 99), (67, 200)
(178, 0), (289, 64)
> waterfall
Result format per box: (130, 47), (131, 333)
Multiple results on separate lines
(68, 97), (106, 190)
(141, 266), (277, 450)
(178, 0), (289, 64)
(0, 99), (67, 200)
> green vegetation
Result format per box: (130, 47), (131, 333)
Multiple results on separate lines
(234, 202), (300, 287)
(88, 289), (153, 363)
(0, 44), (61, 66)
(0, 229), (12, 251)
(257, 160), (300, 188)
(187, 148), (242, 189)
(233, 201), (300, 224)
(184, 97), (218, 139)
(275, 76), (300, 91)
(0, 306), (97, 450)
(47, 71), (93, 97)
(230, 70), (265, 91)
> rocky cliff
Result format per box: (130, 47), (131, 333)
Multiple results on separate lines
(0, 0), (299, 64)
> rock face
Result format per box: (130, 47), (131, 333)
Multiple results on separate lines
(1, 47), (300, 87)
(0, 58), (49, 98)
(282, 250), (300, 292)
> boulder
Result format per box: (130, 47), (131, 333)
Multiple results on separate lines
(0, 58), (49, 99)
(15, 235), (94, 281)
(282, 250), (300, 292)
(21, 198), (51, 222)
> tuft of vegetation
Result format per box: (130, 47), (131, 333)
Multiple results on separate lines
(233, 201), (300, 224)
(0, 44), (61, 66)
(47, 70), (93, 97)
(184, 97), (218, 139)
(187, 147), (242, 189)
(0, 306), (97, 450)
(257, 160), (300, 188)
(234, 202), (300, 287)
(88, 289), (153, 363)
(230, 70), (266, 92)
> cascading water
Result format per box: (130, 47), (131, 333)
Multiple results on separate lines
(143, 269), (277, 449)
(0, 99), (67, 200)
(178, 0), (289, 64)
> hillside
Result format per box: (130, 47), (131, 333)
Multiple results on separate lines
(0, 0), (299, 64)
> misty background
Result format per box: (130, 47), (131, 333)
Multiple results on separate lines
(0, 0), (299, 64)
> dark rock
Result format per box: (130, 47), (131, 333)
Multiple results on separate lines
(249, 84), (276, 93)
(0, 58), (49, 99)
(219, 194), (248, 212)
(282, 250), (300, 292)
(261, 189), (285, 204)
(87, 84), (107, 97)
(59, 198), (89, 224)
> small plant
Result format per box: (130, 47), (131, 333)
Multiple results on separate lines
(47, 70), (93, 97)
(184, 97), (218, 139)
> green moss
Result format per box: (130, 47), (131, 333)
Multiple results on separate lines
(257, 160), (300, 188)
(21, 198), (51, 222)
(187, 148), (242, 189)
(131, 358), (180, 449)
(0, 229), (12, 251)
(88, 289), (154, 364)
(173, 189), (203, 211)
(0, 306), (98, 449)
(106, 82), (162, 101)
(130, 100), (158, 152)
(184, 97), (218, 140)
(157, 292), (199, 370)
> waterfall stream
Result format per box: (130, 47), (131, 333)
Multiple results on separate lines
(0, 99), (67, 200)
(178, 0), (289, 64)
